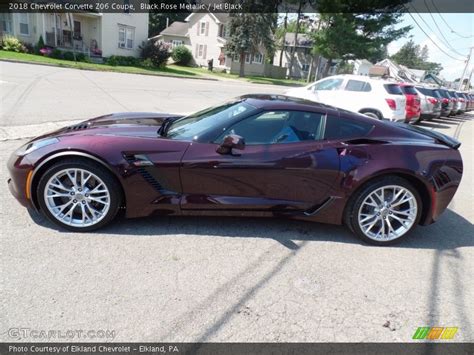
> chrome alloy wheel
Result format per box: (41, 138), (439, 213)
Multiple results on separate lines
(43, 168), (111, 228)
(357, 185), (418, 241)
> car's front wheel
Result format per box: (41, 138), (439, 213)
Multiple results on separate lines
(37, 159), (122, 232)
(344, 176), (422, 245)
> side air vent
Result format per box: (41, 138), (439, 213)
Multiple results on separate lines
(123, 153), (164, 192)
(66, 123), (90, 131)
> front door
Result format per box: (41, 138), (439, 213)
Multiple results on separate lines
(179, 110), (341, 212)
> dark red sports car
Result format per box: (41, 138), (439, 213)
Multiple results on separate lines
(7, 95), (463, 245)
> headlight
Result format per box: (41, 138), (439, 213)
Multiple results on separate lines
(15, 138), (59, 156)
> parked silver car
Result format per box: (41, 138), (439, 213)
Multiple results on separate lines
(415, 86), (442, 121)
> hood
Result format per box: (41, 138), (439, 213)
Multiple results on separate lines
(39, 112), (184, 140)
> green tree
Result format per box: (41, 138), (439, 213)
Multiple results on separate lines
(391, 40), (443, 75)
(310, 0), (411, 77)
(224, 7), (277, 77)
(390, 40), (420, 67)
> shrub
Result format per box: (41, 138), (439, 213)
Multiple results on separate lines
(50, 48), (62, 59)
(171, 45), (192, 66)
(105, 55), (139, 66)
(140, 40), (170, 68)
(21, 42), (34, 54)
(63, 51), (75, 61)
(1, 36), (25, 53)
(76, 53), (87, 62)
(39, 47), (52, 56)
(140, 58), (154, 68)
(35, 36), (45, 54)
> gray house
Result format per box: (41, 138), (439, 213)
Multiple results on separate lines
(274, 33), (337, 80)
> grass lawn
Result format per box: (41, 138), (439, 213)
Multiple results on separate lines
(0, 50), (202, 78)
(1, 50), (306, 87)
(169, 64), (306, 87)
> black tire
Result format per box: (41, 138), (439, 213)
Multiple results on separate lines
(343, 176), (422, 245)
(37, 158), (122, 232)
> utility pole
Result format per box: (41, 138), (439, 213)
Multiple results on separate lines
(458, 46), (473, 90)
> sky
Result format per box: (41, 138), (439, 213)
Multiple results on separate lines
(387, 13), (474, 83)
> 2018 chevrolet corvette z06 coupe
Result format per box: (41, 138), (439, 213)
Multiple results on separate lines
(7, 95), (463, 245)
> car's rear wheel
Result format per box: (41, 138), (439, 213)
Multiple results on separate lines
(37, 159), (121, 232)
(344, 176), (422, 245)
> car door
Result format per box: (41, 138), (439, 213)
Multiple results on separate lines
(179, 109), (341, 212)
(339, 79), (373, 112)
(309, 77), (346, 107)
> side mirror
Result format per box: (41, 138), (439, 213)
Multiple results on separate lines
(216, 134), (245, 155)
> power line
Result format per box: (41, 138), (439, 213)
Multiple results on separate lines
(407, 11), (467, 62)
(421, 0), (467, 57)
(430, 0), (474, 39)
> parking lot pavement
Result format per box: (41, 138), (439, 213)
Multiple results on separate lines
(0, 61), (287, 128)
(1, 111), (472, 343)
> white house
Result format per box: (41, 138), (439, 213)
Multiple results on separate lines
(153, 12), (232, 69)
(0, 11), (149, 58)
(152, 12), (286, 78)
(352, 59), (373, 76)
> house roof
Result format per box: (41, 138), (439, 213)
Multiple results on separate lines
(284, 33), (313, 47)
(185, 12), (229, 24)
(158, 21), (189, 37)
(213, 13), (229, 23)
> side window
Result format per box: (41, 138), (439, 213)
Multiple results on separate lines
(345, 80), (371, 92)
(324, 116), (373, 140)
(216, 111), (324, 145)
(313, 78), (343, 91)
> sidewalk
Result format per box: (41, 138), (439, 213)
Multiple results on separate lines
(0, 119), (82, 141)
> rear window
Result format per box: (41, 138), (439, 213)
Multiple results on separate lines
(400, 86), (418, 95)
(431, 89), (442, 98)
(345, 80), (372, 92)
(384, 84), (403, 95)
(324, 116), (374, 140)
(416, 87), (437, 97)
(438, 89), (452, 98)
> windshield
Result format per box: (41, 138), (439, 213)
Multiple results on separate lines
(166, 101), (255, 140)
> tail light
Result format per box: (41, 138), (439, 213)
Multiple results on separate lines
(428, 98), (438, 104)
(385, 98), (396, 110)
(452, 98), (458, 102)
(442, 98), (449, 104)
(459, 98), (465, 102)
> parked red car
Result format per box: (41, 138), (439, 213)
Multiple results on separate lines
(399, 83), (421, 123)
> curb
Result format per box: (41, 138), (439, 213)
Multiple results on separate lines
(0, 59), (219, 82)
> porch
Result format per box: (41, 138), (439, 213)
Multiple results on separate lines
(42, 13), (103, 58)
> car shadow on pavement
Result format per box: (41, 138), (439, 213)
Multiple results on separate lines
(28, 208), (473, 250)
(416, 121), (452, 130)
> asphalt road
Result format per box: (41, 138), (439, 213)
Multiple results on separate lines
(0, 62), (473, 343)
(0, 61), (286, 127)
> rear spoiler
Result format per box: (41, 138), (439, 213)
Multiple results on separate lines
(394, 123), (461, 149)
